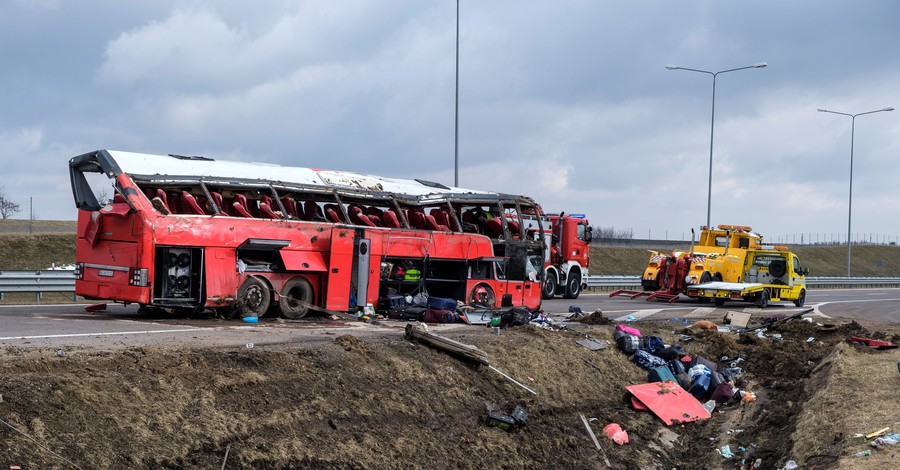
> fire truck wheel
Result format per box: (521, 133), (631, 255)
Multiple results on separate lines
(541, 274), (557, 299)
(563, 271), (581, 299)
(756, 289), (770, 308)
(236, 276), (271, 318)
(793, 289), (806, 307)
(279, 277), (314, 319)
(468, 283), (496, 307)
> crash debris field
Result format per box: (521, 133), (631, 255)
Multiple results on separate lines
(1, 311), (899, 469)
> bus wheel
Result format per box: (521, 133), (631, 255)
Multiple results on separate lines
(563, 271), (581, 299)
(794, 289), (806, 307)
(279, 277), (314, 319)
(468, 283), (496, 307)
(541, 273), (557, 299)
(236, 277), (271, 318)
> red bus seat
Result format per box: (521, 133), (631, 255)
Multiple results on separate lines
(259, 202), (281, 219)
(232, 194), (253, 218)
(485, 218), (504, 238)
(304, 201), (324, 220)
(325, 207), (342, 223)
(507, 220), (521, 238)
(382, 210), (401, 228)
(408, 211), (426, 229)
(282, 197), (300, 218)
(210, 192), (227, 215)
(181, 191), (205, 215)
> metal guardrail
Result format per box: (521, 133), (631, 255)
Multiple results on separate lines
(586, 275), (900, 289)
(0, 270), (77, 302)
(2, 271), (899, 303)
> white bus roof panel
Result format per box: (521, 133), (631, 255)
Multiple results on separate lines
(107, 150), (496, 197)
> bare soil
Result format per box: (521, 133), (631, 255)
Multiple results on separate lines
(2, 312), (899, 469)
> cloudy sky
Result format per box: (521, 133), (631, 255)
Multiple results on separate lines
(1, 0), (899, 243)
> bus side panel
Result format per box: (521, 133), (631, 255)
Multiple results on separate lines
(204, 247), (236, 307)
(325, 228), (355, 311)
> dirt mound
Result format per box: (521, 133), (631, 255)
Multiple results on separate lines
(571, 308), (613, 325)
(1, 316), (898, 468)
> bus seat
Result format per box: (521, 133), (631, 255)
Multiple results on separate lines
(408, 211), (426, 229)
(485, 218), (504, 238)
(210, 192), (226, 215)
(154, 189), (171, 214)
(366, 207), (384, 219)
(325, 207), (343, 223)
(425, 214), (446, 231)
(430, 209), (450, 227)
(181, 191), (205, 215)
(368, 214), (383, 226)
(282, 197), (300, 218)
(507, 220), (520, 238)
(232, 194), (253, 218)
(382, 210), (401, 228)
(259, 202), (281, 219)
(304, 201), (324, 221)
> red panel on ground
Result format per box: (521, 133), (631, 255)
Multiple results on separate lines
(625, 381), (711, 425)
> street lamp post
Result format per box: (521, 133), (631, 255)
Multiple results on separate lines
(817, 106), (894, 277)
(666, 62), (767, 228)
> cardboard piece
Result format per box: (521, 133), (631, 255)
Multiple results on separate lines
(625, 381), (712, 425)
(576, 339), (610, 351)
(723, 311), (752, 328)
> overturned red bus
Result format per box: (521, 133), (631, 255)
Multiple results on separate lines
(69, 150), (546, 318)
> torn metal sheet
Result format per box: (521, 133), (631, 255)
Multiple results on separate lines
(625, 381), (711, 425)
(576, 339), (610, 351)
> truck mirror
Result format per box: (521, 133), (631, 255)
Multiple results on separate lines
(585, 225), (593, 242)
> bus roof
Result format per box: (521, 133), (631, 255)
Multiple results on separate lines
(80, 150), (511, 200)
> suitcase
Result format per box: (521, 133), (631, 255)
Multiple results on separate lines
(691, 355), (718, 372)
(667, 358), (686, 376)
(423, 308), (459, 323)
(648, 366), (676, 383)
(426, 296), (457, 311)
(378, 295), (406, 311)
(674, 372), (692, 390)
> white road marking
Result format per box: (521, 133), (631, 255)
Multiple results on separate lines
(0, 327), (209, 341)
(614, 309), (661, 321)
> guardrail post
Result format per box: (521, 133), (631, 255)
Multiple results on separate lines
(35, 292), (42, 303)
(0, 292), (4, 301)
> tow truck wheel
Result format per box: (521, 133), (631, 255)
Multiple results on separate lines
(279, 277), (314, 319)
(756, 289), (770, 308)
(698, 297), (711, 303)
(794, 289), (806, 307)
(235, 276), (271, 318)
(714, 298), (726, 307)
(700, 272), (712, 284)
(713, 272), (723, 282)
(563, 271), (581, 299)
(541, 273), (557, 299)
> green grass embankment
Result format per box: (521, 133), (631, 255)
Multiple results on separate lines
(0, 234), (76, 270)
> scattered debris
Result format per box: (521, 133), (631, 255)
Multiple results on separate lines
(625, 381), (711, 425)
(716, 444), (734, 459)
(849, 336), (899, 349)
(603, 423), (629, 445)
(865, 427), (890, 439)
(723, 311), (751, 328)
(576, 339), (610, 351)
(84, 303), (107, 313)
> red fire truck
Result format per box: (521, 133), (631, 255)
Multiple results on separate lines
(69, 150), (546, 318)
(521, 213), (591, 299)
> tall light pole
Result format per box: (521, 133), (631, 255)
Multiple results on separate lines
(454, 0), (459, 187)
(817, 106), (894, 277)
(666, 62), (767, 228)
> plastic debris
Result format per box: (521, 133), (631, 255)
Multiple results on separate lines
(854, 450), (871, 457)
(624, 314), (636, 322)
(243, 316), (259, 323)
(603, 423), (629, 445)
(245, 343), (254, 349)
(806, 337), (815, 343)
(873, 433), (900, 446)
(703, 400), (716, 413)
(782, 460), (798, 469)
(716, 444), (734, 459)
(740, 391), (757, 403)
(802, 317), (813, 323)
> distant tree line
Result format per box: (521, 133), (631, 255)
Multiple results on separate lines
(592, 226), (634, 241)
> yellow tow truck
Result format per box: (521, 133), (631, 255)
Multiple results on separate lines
(685, 246), (808, 308)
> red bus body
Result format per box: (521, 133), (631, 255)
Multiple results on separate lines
(69, 150), (545, 317)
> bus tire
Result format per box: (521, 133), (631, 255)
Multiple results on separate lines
(235, 276), (271, 319)
(468, 283), (496, 307)
(563, 271), (581, 299)
(279, 277), (314, 319)
(793, 289), (806, 307)
(541, 273), (557, 299)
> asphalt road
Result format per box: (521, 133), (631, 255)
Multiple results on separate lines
(1, 288), (898, 349)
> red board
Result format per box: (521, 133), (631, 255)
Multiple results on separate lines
(625, 381), (711, 425)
